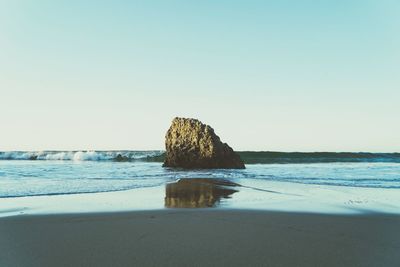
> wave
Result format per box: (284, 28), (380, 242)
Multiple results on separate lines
(237, 151), (400, 164)
(0, 151), (164, 162)
(0, 151), (399, 164)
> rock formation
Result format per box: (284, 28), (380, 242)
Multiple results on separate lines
(163, 117), (245, 169)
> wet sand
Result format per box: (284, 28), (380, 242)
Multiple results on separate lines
(1, 210), (400, 267)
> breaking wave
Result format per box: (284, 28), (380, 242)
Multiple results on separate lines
(0, 151), (164, 162)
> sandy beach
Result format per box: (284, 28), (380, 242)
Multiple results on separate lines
(2, 0), (399, 266)
(1, 209), (399, 267)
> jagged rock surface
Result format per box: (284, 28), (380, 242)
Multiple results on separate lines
(163, 118), (245, 169)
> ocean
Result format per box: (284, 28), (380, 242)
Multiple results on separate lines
(1, 150), (400, 198)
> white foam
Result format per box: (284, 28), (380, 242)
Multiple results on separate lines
(0, 150), (163, 161)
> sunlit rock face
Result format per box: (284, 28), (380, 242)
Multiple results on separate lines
(163, 117), (245, 169)
(165, 178), (239, 208)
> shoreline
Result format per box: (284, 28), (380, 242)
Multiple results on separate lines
(1, 209), (399, 267)
(2, 178), (400, 266)
(2, 178), (400, 218)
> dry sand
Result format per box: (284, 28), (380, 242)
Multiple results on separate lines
(1, 209), (399, 267)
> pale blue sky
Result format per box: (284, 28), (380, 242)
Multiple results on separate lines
(0, 0), (399, 151)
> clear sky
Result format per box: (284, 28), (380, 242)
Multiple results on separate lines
(0, 0), (399, 152)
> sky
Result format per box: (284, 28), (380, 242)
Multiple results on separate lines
(0, 0), (399, 152)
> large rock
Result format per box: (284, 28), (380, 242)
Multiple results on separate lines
(163, 117), (245, 169)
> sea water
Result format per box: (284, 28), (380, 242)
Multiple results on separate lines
(1, 151), (399, 215)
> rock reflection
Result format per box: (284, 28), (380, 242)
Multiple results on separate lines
(165, 178), (239, 208)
